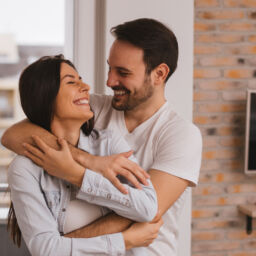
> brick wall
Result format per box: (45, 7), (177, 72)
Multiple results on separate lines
(193, 0), (256, 255)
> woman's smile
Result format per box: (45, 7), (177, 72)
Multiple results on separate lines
(73, 97), (89, 105)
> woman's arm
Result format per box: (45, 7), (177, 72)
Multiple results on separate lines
(8, 155), (126, 256)
(8, 156), (161, 255)
(23, 135), (158, 222)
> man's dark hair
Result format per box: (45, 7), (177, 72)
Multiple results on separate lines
(111, 18), (179, 82)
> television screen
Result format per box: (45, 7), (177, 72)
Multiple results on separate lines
(245, 90), (256, 174)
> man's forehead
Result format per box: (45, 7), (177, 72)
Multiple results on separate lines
(108, 40), (145, 70)
(110, 40), (143, 57)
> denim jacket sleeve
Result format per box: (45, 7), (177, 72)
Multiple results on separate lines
(8, 156), (125, 256)
(77, 170), (157, 222)
(77, 133), (158, 223)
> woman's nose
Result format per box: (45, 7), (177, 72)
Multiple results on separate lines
(79, 81), (90, 92)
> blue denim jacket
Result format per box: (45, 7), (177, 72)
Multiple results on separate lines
(8, 130), (157, 256)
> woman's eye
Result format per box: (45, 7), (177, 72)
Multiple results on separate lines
(67, 81), (75, 84)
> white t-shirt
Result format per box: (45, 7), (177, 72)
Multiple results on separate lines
(90, 94), (202, 256)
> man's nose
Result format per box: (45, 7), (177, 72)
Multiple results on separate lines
(106, 71), (119, 87)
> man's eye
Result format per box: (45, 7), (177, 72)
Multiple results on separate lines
(119, 72), (129, 77)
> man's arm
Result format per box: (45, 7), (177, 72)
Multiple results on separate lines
(65, 170), (188, 238)
(65, 212), (133, 238)
(1, 119), (59, 154)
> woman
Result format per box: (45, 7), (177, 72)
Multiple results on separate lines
(7, 55), (162, 256)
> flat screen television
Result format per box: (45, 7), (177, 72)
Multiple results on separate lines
(245, 90), (256, 175)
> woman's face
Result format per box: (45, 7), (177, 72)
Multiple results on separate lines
(53, 62), (93, 122)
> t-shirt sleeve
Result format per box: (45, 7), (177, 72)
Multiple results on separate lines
(90, 94), (113, 122)
(151, 122), (202, 186)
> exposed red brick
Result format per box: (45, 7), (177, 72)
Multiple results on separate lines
(197, 10), (245, 20)
(196, 34), (244, 43)
(224, 0), (256, 7)
(195, 0), (220, 7)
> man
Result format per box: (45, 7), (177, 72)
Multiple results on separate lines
(2, 18), (202, 255)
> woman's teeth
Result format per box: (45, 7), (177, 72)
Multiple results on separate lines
(74, 99), (89, 105)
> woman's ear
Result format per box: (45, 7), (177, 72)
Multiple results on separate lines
(152, 63), (170, 85)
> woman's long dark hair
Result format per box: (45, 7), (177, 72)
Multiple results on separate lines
(7, 54), (95, 246)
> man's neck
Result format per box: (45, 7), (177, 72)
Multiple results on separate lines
(124, 93), (166, 133)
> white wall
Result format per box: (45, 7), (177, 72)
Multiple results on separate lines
(72, 1), (194, 255)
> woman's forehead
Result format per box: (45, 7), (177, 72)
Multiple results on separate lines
(60, 63), (78, 77)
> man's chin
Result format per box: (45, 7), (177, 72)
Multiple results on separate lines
(111, 99), (126, 111)
(112, 103), (125, 111)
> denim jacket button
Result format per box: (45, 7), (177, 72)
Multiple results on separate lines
(60, 232), (64, 236)
(62, 208), (66, 212)
(106, 193), (111, 199)
(87, 188), (92, 193)
(124, 199), (130, 207)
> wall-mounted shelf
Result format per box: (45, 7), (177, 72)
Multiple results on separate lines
(238, 204), (256, 234)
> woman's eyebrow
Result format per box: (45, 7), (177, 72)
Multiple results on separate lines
(61, 74), (82, 80)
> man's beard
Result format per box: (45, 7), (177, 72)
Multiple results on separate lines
(111, 76), (154, 111)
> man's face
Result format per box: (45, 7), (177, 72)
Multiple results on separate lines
(107, 40), (154, 111)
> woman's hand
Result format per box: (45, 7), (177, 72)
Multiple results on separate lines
(23, 135), (150, 193)
(122, 213), (163, 249)
(23, 135), (85, 187)
(88, 153), (150, 194)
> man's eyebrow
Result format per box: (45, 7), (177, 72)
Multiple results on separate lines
(107, 60), (132, 73)
(61, 74), (82, 80)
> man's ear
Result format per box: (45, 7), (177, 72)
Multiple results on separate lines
(152, 63), (170, 85)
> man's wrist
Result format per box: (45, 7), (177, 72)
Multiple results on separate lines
(122, 230), (133, 250)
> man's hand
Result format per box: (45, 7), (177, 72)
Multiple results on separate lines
(122, 212), (163, 250)
(23, 135), (85, 187)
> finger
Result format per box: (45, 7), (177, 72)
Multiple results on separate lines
(155, 218), (164, 228)
(110, 176), (128, 194)
(151, 211), (161, 223)
(23, 143), (45, 159)
(122, 153), (150, 179)
(124, 158), (150, 179)
(121, 150), (133, 158)
(58, 138), (69, 151)
(24, 150), (44, 167)
(129, 165), (149, 186)
(122, 159), (149, 185)
(32, 135), (51, 154)
(118, 169), (142, 190)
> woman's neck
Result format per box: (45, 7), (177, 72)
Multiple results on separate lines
(51, 118), (83, 146)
